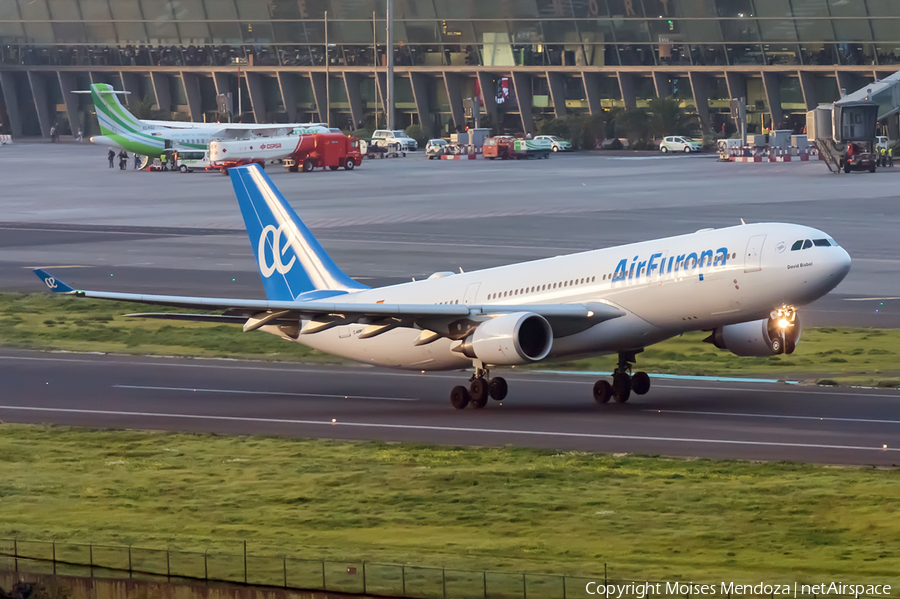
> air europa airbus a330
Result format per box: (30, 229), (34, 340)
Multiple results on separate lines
(35, 165), (851, 409)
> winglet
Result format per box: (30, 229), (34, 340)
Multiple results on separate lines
(33, 269), (76, 293)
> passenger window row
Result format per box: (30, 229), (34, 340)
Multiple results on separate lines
(487, 276), (597, 301)
(791, 238), (836, 251)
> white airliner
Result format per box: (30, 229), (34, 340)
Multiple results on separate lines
(35, 165), (851, 409)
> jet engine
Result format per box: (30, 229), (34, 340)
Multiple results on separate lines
(705, 306), (801, 357)
(458, 312), (553, 365)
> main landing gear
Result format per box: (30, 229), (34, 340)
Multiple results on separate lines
(450, 365), (508, 409)
(592, 350), (651, 404)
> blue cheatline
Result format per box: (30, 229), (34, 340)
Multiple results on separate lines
(535, 370), (799, 384)
(228, 165), (369, 302)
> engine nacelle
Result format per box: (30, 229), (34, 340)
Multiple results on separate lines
(706, 312), (801, 357)
(458, 312), (553, 365)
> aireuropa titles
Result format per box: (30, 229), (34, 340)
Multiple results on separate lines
(584, 582), (893, 598)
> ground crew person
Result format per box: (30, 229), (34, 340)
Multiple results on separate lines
(107, 148), (115, 168)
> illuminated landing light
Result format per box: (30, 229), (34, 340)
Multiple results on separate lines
(587, 310), (595, 318)
(884, 444), (889, 450)
(778, 318), (790, 328)
(332, 418), (337, 423)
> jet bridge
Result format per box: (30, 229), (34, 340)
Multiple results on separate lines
(807, 69), (900, 173)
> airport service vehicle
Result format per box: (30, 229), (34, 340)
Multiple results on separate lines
(841, 143), (877, 173)
(209, 136), (295, 171)
(175, 150), (210, 173)
(660, 136), (702, 153)
(210, 133), (361, 173)
(282, 133), (362, 172)
(371, 130), (418, 151)
(483, 136), (516, 160)
(79, 83), (328, 156)
(426, 139), (448, 159)
(512, 138), (552, 159)
(35, 165), (851, 409)
(534, 135), (572, 152)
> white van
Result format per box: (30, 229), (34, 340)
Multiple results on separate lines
(175, 150), (210, 172)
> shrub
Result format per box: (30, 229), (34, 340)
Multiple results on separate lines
(536, 114), (605, 150)
(405, 124), (427, 146)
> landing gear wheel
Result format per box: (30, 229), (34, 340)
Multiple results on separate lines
(632, 371), (650, 395)
(612, 373), (631, 403)
(302, 159), (315, 172)
(785, 337), (796, 354)
(593, 380), (612, 404)
(489, 377), (508, 401)
(771, 336), (783, 354)
(344, 158), (355, 170)
(470, 379), (489, 409)
(450, 386), (470, 410)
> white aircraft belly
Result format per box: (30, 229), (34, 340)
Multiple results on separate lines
(281, 325), (470, 371)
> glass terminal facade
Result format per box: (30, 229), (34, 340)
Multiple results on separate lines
(2, 0), (900, 137)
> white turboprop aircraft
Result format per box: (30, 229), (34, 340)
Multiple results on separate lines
(79, 83), (329, 156)
(35, 165), (851, 409)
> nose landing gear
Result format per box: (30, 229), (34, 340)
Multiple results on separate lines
(449, 365), (508, 409)
(593, 350), (650, 404)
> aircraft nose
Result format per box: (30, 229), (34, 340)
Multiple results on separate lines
(831, 247), (851, 281)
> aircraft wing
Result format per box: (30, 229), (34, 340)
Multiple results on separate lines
(34, 269), (623, 338)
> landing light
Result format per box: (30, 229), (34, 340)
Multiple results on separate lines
(778, 318), (790, 328)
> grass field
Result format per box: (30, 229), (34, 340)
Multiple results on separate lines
(1, 293), (898, 385)
(0, 425), (898, 586)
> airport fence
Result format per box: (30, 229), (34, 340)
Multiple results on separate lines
(0, 539), (894, 599)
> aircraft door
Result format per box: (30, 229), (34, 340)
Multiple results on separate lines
(744, 234), (766, 273)
(463, 283), (481, 305)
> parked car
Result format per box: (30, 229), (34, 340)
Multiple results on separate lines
(534, 135), (572, 152)
(425, 139), (448, 159)
(660, 136), (702, 153)
(372, 130), (418, 151)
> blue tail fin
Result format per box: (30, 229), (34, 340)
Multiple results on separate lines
(228, 165), (368, 301)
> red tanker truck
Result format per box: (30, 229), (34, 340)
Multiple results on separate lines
(209, 133), (362, 174)
(283, 134), (363, 172)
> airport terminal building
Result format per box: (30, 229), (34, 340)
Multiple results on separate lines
(2, 0), (900, 138)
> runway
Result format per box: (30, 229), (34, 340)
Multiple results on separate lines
(2, 349), (898, 466)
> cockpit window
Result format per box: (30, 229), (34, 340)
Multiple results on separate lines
(827, 238), (839, 247)
(813, 239), (830, 247)
(791, 240), (803, 251)
(802, 239), (813, 249)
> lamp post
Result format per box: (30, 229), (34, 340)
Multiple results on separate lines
(386, 0), (394, 130)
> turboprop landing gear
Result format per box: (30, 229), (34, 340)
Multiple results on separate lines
(449, 365), (507, 409)
(593, 350), (650, 404)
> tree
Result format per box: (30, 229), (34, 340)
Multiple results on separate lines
(646, 96), (696, 139)
(129, 94), (171, 121)
(617, 108), (650, 143)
